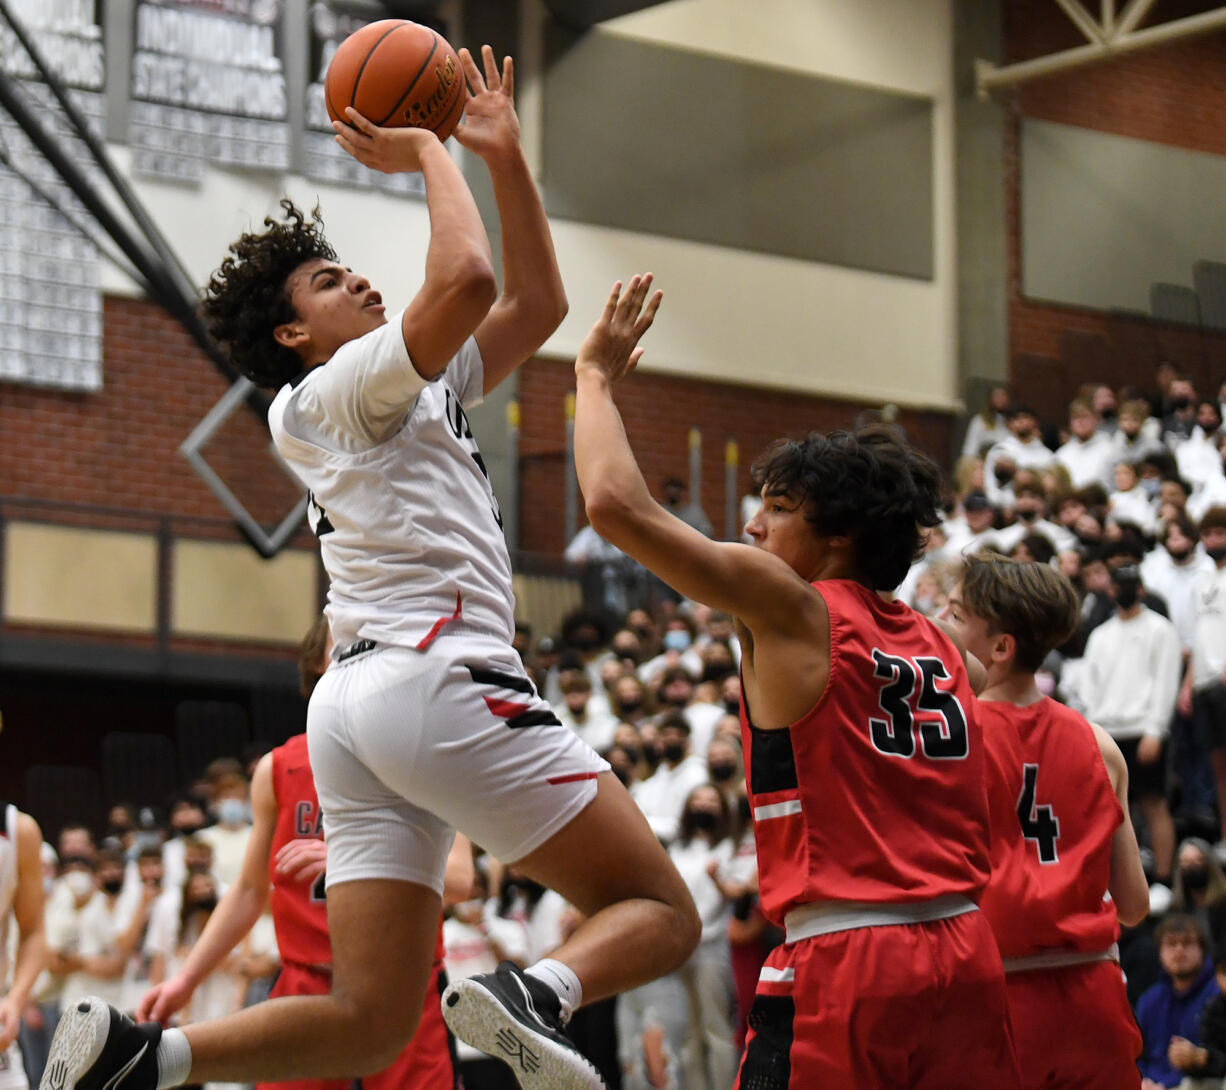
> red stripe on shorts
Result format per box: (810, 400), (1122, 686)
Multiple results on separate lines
(485, 696), (531, 718)
(547, 772), (600, 785)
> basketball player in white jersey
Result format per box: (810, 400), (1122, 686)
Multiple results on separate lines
(0, 802), (48, 1090)
(42, 45), (696, 1090)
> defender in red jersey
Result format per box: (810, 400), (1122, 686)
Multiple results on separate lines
(138, 622), (469, 1090)
(572, 279), (1021, 1088)
(944, 553), (1150, 1090)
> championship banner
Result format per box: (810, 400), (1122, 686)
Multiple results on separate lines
(0, 0), (105, 390)
(129, 0), (289, 183)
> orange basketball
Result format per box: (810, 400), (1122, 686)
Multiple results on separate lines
(325, 20), (466, 141)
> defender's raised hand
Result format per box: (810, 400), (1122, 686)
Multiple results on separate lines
(576, 275), (663, 384)
(453, 46), (520, 162)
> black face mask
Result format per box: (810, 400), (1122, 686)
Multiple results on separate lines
(1209, 544), (1226, 564)
(1114, 583), (1140, 609)
(709, 763), (738, 783)
(619, 699), (643, 715)
(1173, 396), (1192, 411)
(1168, 547), (1193, 563)
(175, 822), (205, 838)
(688, 811), (718, 832)
(661, 742), (686, 764)
(621, 746), (642, 764)
(101, 878), (123, 896)
(723, 698), (740, 715)
(995, 466), (1016, 485)
(1101, 407), (1117, 421)
(1017, 508), (1039, 523)
(192, 896), (218, 914)
(1183, 867), (1210, 892)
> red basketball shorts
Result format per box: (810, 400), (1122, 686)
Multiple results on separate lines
(255, 960), (456, 1090)
(1005, 959), (1141, 1090)
(734, 908), (1021, 1090)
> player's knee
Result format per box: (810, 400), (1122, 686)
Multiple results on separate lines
(331, 991), (421, 1073)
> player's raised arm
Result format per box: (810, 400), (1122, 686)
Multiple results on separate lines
(455, 47), (568, 392)
(572, 277), (816, 630)
(334, 112), (496, 379)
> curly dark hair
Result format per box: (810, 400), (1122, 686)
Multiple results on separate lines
(749, 424), (942, 590)
(200, 199), (337, 388)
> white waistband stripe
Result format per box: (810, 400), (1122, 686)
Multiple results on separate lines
(1002, 944), (1119, 974)
(758, 966), (795, 983)
(754, 799), (802, 821)
(784, 894), (978, 942)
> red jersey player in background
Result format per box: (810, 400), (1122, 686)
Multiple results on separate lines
(571, 278), (1020, 1088)
(943, 552), (1150, 1089)
(138, 617), (472, 1090)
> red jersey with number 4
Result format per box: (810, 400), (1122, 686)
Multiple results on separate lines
(741, 580), (991, 926)
(976, 697), (1122, 959)
(270, 734), (331, 969)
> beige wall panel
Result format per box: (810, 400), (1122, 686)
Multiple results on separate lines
(173, 540), (317, 643)
(4, 523), (157, 632)
(512, 573), (582, 640)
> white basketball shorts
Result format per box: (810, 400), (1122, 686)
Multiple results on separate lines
(307, 632), (609, 893)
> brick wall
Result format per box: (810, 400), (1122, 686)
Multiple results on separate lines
(1002, 0), (1226, 419)
(516, 358), (954, 556)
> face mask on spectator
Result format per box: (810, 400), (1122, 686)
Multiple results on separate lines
(101, 877), (123, 896)
(661, 741), (686, 763)
(1140, 478), (1161, 498)
(620, 745), (642, 763)
(994, 466), (1015, 486)
(709, 762), (737, 783)
(688, 810), (718, 831)
(1183, 866), (1210, 892)
(192, 895), (218, 913)
(663, 630), (691, 652)
(1168, 545), (1193, 563)
(1208, 544), (1226, 564)
(63, 871), (94, 898)
(619, 699), (643, 716)
(216, 798), (248, 825)
(1113, 582), (1140, 609)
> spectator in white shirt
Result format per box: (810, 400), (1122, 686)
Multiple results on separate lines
(984, 406), (1055, 505)
(1176, 403), (1223, 494)
(1189, 433), (1226, 523)
(197, 763), (252, 891)
(1056, 398), (1116, 490)
(1112, 399), (1166, 469)
(631, 713), (709, 844)
(991, 483), (1076, 555)
(553, 670), (618, 754)
(1178, 508), (1226, 844)
(1079, 566), (1183, 885)
(1109, 461), (1158, 536)
(961, 384), (1012, 459)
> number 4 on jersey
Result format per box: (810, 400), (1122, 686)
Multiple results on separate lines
(1017, 763), (1060, 864)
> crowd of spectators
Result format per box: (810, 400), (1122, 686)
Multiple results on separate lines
(12, 365), (1226, 1089)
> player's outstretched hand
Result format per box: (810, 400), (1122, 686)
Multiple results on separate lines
(275, 837), (328, 886)
(576, 275), (663, 384)
(332, 108), (440, 173)
(453, 45), (520, 163)
(138, 974), (195, 1025)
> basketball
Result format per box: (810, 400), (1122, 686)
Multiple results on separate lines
(325, 20), (466, 142)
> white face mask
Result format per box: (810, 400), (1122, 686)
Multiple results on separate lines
(63, 871), (94, 899)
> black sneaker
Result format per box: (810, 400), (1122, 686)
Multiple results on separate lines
(40, 998), (161, 1090)
(441, 961), (605, 1089)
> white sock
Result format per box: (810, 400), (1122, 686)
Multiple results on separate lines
(525, 958), (583, 1022)
(154, 1028), (192, 1090)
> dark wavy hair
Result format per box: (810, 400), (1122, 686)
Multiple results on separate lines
(200, 199), (337, 388)
(749, 424), (942, 590)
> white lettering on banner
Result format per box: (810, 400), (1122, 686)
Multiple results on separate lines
(1, 0), (104, 89)
(132, 52), (287, 117)
(135, 5), (279, 69)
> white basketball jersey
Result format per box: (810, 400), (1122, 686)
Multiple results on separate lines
(269, 317), (514, 653)
(0, 805), (19, 984)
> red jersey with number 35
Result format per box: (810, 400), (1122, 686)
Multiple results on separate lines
(741, 580), (991, 926)
(270, 734), (331, 969)
(976, 697), (1122, 959)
